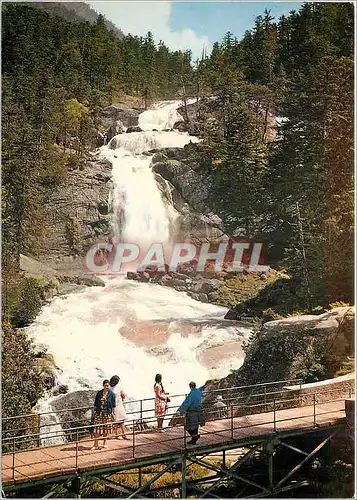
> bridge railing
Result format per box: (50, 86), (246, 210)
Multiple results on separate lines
(2, 386), (353, 483)
(2, 379), (303, 447)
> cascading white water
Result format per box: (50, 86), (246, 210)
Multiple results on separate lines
(105, 103), (199, 260)
(138, 99), (196, 131)
(29, 100), (251, 437)
(108, 150), (170, 243)
(35, 399), (65, 446)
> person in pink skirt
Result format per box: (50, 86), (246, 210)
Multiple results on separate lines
(154, 373), (169, 432)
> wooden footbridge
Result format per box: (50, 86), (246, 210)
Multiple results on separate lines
(2, 379), (354, 498)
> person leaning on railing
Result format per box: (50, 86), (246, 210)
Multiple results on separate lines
(213, 395), (228, 419)
(92, 379), (116, 450)
(178, 381), (204, 445)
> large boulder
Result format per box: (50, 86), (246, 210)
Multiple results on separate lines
(100, 106), (140, 128)
(198, 279), (222, 294)
(105, 120), (125, 142)
(126, 126), (143, 133)
(50, 390), (97, 436)
(215, 306), (355, 390)
(173, 121), (187, 132)
(152, 158), (211, 213)
(33, 353), (59, 389)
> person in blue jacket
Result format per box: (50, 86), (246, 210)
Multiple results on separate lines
(178, 381), (204, 445)
(92, 379), (116, 450)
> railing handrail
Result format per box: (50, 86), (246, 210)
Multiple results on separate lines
(2, 378), (303, 422)
(3, 388), (353, 445)
(2, 390), (350, 445)
(2, 390), (350, 460)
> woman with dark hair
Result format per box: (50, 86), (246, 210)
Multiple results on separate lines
(92, 379), (115, 450)
(109, 375), (129, 440)
(154, 373), (169, 432)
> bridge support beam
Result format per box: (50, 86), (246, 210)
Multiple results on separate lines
(125, 458), (182, 498)
(6, 425), (342, 498)
(69, 473), (81, 498)
(181, 457), (186, 498)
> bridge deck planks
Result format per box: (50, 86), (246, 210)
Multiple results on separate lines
(2, 400), (346, 487)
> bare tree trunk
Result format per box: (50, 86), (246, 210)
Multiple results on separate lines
(296, 201), (312, 308)
(262, 107), (269, 142)
(180, 76), (189, 124)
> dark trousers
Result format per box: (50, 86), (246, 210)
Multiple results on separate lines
(188, 427), (199, 443)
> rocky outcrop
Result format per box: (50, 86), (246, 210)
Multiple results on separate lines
(126, 125), (143, 133)
(100, 105), (141, 129)
(37, 153), (113, 271)
(33, 352), (59, 389)
(99, 104), (144, 145)
(50, 389), (97, 434)
(20, 254), (105, 301)
(105, 120), (124, 142)
(126, 266), (225, 304)
(210, 306), (355, 391)
(152, 153), (211, 213)
(176, 98), (220, 138)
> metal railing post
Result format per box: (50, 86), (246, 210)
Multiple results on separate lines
(264, 385), (267, 406)
(313, 393), (316, 427)
(37, 415), (41, 448)
(132, 421), (135, 458)
(231, 405), (234, 440)
(140, 399), (143, 421)
(273, 399), (276, 432)
(12, 436), (15, 480)
(75, 428), (79, 469)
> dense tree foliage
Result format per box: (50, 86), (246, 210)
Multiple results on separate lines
(1, 3), (195, 285)
(2, 322), (45, 451)
(192, 2), (354, 308)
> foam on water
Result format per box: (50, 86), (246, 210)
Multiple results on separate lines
(30, 100), (250, 436)
(108, 130), (199, 155)
(138, 99), (196, 131)
(28, 276), (246, 399)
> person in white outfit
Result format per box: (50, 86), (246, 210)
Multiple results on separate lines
(213, 395), (228, 419)
(109, 375), (130, 439)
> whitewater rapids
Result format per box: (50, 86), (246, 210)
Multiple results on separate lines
(27, 100), (251, 441)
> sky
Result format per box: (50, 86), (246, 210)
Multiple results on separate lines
(87, 1), (303, 60)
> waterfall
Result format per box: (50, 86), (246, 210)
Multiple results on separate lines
(103, 101), (199, 265)
(26, 100), (251, 438)
(36, 399), (66, 446)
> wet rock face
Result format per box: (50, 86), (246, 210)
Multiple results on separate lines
(214, 306), (355, 390)
(126, 125), (143, 133)
(100, 106), (140, 129)
(105, 120), (125, 142)
(37, 154), (113, 268)
(151, 155), (212, 213)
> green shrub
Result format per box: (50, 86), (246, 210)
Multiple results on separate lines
(2, 322), (44, 452)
